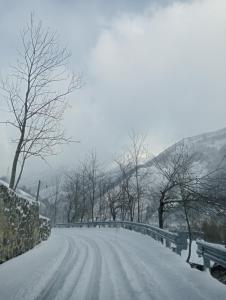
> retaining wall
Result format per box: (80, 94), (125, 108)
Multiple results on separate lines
(0, 184), (51, 263)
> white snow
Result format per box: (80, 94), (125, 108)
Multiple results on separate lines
(0, 179), (10, 188)
(181, 241), (203, 265)
(0, 180), (36, 204)
(197, 240), (226, 252)
(0, 228), (225, 300)
(39, 214), (50, 221)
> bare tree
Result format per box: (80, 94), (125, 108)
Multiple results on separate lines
(64, 172), (82, 223)
(154, 142), (226, 262)
(53, 176), (62, 226)
(115, 155), (136, 221)
(1, 14), (81, 189)
(97, 173), (109, 221)
(128, 131), (148, 222)
(178, 166), (226, 261)
(153, 143), (193, 228)
(79, 163), (89, 222)
(98, 174), (122, 222)
(86, 151), (99, 222)
(107, 187), (121, 221)
(63, 156), (106, 223)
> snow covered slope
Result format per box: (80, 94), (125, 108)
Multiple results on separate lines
(0, 228), (225, 300)
(146, 127), (226, 172)
(112, 127), (226, 193)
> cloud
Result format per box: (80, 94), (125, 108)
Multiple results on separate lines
(84, 0), (226, 153)
(0, 0), (226, 182)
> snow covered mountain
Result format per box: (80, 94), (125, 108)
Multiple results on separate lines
(147, 127), (226, 172)
(37, 127), (226, 222)
(112, 127), (226, 224)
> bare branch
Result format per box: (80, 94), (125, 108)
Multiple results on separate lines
(0, 14), (81, 189)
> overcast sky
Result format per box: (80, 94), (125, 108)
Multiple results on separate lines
(0, 0), (226, 184)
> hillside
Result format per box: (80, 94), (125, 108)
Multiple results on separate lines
(144, 127), (226, 172)
(36, 127), (226, 224)
(112, 127), (226, 226)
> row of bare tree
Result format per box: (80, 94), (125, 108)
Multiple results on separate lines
(58, 139), (226, 262)
(151, 143), (226, 261)
(62, 132), (148, 224)
(1, 15), (225, 263)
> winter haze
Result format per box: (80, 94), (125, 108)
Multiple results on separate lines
(0, 0), (226, 185)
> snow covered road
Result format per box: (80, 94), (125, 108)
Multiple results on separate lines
(0, 228), (225, 300)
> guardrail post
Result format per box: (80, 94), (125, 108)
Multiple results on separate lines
(196, 240), (226, 271)
(203, 257), (210, 270)
(175, 244), (183, 255)
(165, 240), (171, 248)
(175, 233), (187, 255)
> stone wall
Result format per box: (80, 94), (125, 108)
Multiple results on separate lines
(0, 184), (51, 263)
(39, 215), (51, 241)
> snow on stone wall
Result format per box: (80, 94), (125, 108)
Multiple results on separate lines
(0, 184), (51, 263)
(39, 215), (51, 241)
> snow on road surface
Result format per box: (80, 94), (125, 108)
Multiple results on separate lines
(0, 228), (225, 300)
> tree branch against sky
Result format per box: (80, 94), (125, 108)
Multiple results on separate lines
(1, 14), (81, 189)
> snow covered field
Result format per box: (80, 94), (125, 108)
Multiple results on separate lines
(0, 228), (225, 300)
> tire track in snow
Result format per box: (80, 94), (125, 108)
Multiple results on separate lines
(103, 230), (180, 300)
(90, 232), (138, 300)
(99, 256), (116, 300)
(102, 229), (207, 300)
(55, 239), (89, 300)
(102, 233), (167, 300)
(35, 234), (79, 300)
(103, 237), (154, 299)
(70, 234), (102, 300)
(84, 237), (102, 300)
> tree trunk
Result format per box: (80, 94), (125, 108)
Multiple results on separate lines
(135, 166), (140, 222)
(158, 191), (165, 229)
(54, 198), (57, 225)
(14, 155), (27, 190)
(91, 200), (94, 222)
(130, 210), (134, 222)
(158, 202), (164, 229)
(9, 86), (28, 189)
(184, 205), (192, 263)
(9, 143), (23, 189)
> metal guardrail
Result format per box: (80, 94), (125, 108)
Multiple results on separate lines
(171, 230), (204, 241)
(55, 221), (188, 255)
(196, 240), (226, 269)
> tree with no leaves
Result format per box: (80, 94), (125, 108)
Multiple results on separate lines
(86, 151), (99, 222)
(153, 143), (193, 228)
(1, 14), (81, 190)
(115, 152), (139, 222)
(154, 142), (226, 262)
(128, 131), (148, 222)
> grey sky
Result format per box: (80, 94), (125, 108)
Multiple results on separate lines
(0, 0), (226, 184)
